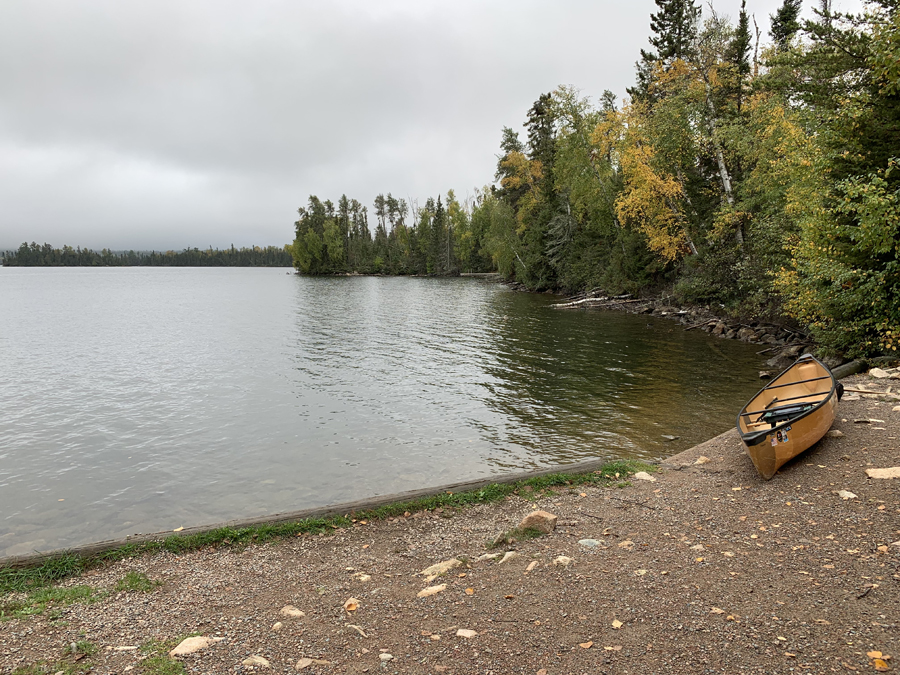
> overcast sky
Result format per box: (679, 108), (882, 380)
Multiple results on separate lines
(0, 0), (863, 251)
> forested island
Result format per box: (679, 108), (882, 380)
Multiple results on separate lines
(291, 0), (899, 358)
(1, 243), (292, 267)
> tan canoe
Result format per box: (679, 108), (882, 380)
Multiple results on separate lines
(737, 354), (841, 480)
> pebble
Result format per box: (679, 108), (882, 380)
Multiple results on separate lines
(498, 551), (520, 564)
(578, 539), (601, 548)
(632, 471), (657, 482)
(280, 605), (305, 619)
(242, 655), (270, 668)
(416, 584), (446, 598)
(694, 456), (711, 465)
(379, 653), (394, 661)
(456, 629), (478, 638)
(168, 636), (223, 657)
(553, 556), (574, 566)
(420, 559), (461, 577)
(869, 367), (890, 378)
(866, 467), (900, 479)
(271, 622), (283, 632)
(838, 490), (858, 500)
(476, 553), (501, 561)
(826, 430), (844, 438)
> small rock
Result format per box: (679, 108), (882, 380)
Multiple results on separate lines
(838, 490), (858, 500)
(353, 572), (372, 582)
(759, 371), (772, 379)
(296, 658), (313, 670)
(578, 539), (601, 548)
(712, 321), (726, 336)
(498, 551), (520, 564)
(343, 597), (360, 612)
(242, 656), (270, 668)
(870, 367), (891, 378)
(456, 629), (478, 638)
(632, 471), (656, 482)
(168, 636), (223, 657)
(690, 544), (705, 551)
(893, 405), (900, 412)
(476, 553), (501, 561)
(553, 556), (574, 566)
(866, 467), (900, 479)
(420, 559), (462, 578)
(724, 329), (737, 339)
(271, 622), (283, 632)
(525, 561), (538, 572)
(737, 327), (758, 342)
(517, 510), (558, 534)
(379, 653), (394, 662)
(280, 605), (305, 619)
(661, 434), (679, 441)
(826, 430), (844, 438)
(417, 584), (447, 598)
(694, 456), (711, 465)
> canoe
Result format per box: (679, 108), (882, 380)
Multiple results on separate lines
(737, 354), (842, 480)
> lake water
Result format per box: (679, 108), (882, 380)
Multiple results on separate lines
(0, 268), (765, 556)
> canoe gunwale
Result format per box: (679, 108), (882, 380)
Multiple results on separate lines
(736, 354), (837, 448)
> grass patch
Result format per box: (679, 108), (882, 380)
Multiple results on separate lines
(115, 571), (160, 593)
(11, 662), (92, 675)
(64, 640), (97, 657)
(487, 526), (547, 550)
(1, 585), (100, 621)
(1, 459), (653, 597)
(139, 637), (194, 675)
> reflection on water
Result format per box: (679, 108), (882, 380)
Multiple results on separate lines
(0, 268), (765, 555)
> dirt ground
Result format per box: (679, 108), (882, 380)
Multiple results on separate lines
(1, 371), (898, 675)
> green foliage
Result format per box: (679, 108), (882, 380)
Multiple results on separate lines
(1, 243), (292, 267)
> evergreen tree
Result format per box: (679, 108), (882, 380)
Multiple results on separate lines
(629, 0), (701, 100)
(769, 0), (802, 49)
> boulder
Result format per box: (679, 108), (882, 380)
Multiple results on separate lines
(517, 510), (558, 534)
(737, 327), (758, 342)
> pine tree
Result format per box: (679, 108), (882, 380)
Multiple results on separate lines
(769, 0), (802, 49)
(628, 0), (701, 100)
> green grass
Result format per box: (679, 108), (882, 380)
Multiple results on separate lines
(139, 637), (198, 675)
(64, 640), (97, 657)
(487, 526), (547, 549)
(114, 571), (160, 593)
(11, 662), (92, 675)
(1, 585), (100, 621)
(0, 459), (653, 597)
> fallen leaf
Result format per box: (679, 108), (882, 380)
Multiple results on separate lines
(604, 645), (623, 651)
(579, 641), (593, 649)
(504, 594), (514, 599)
(634, 569), (648, 576)
(465, 588), (474, 595)
(343, 598), (360, 612)
(173, 526), (184, 532)
(710, 607), (725, 614)
(612, 620), (623, 629)
(868, 652), (884, 659)
(873, 658), (891, 672)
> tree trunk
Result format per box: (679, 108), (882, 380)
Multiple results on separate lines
(703, 82), (744, 246)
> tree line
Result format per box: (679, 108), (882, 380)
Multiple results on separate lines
(1, 242), (293, 267)
(293, 0), (898, 357)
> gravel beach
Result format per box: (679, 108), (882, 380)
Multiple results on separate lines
(1, 371), (898, 675)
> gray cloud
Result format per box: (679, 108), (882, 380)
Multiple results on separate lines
(0, 0), (862, 250)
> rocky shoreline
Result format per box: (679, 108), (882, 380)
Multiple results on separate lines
(543, 287), (839, 373)
(1, 369), (898, 675)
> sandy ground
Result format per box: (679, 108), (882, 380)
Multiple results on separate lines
(1, 371), (898, 675)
